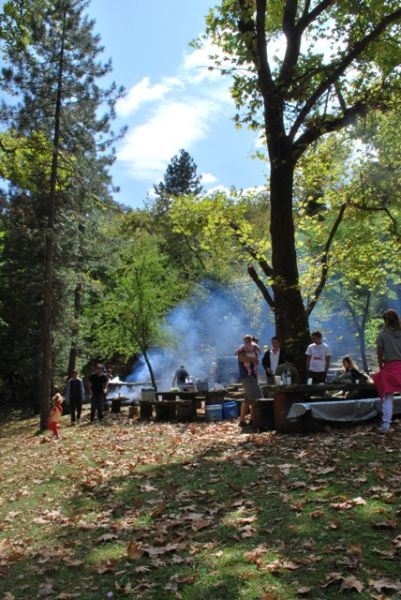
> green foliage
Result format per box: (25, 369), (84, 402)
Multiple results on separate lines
(84, 227), (184, 363)
(0, 0), (122, 410)
(149, 149), (206, 282)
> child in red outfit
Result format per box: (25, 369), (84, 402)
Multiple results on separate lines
(48, 393), (63, 440)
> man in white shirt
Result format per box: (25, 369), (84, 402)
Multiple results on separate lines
(305, 331), (331, 383)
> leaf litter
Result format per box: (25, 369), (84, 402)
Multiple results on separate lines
(0, 413), (400, 598)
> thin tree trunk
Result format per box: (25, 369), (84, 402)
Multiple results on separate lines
(342, 291), (371, 372)
(67, 280), (83, 376)
(359, 292), (371, 372)
(142, 349), (157, 391)
(38, 8), (67, 431)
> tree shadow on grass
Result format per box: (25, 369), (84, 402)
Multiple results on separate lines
(1, 419), (401, 599)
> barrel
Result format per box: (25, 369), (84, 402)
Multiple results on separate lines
(222, 400), (239, 419)
(141, 387), (156, 402)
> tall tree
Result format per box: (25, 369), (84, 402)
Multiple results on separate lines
(85, 225), (183, 389)
(151, 149), (205, 279)
(0, 0), (121, 428)
(152, 149), (203, 217)
(202, 0), (401, 360)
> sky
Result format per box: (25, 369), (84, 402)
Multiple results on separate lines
(86, 0), (267, 209)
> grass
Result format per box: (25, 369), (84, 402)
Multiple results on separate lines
(0, 408), (400, 599)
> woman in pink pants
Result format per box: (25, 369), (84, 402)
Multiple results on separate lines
(373, 309), (401, 433)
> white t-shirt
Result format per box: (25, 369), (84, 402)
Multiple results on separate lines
(269, 349), (280, 374)
(305, 342), (331, 373)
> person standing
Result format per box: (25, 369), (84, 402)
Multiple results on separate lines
(305, 331), (331, 383)
(66, 370), (85, 424)
(237, 335), (263, 431)
(172, 365), (189, 390)
(88, 363), (108, 422)
(236, 334), (260, 376)
(262, 336), (285, 383)
(372, 309), (401, 433)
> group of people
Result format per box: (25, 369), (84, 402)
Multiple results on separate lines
(48, 363), (110, 440)
(236, 309), (401, 434)
(48, 308), (401, 439)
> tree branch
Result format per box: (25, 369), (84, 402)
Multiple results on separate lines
(228, 220), (274, 277)
(280, 0), (335, 86)
(290, 7), (401, 140)
(254, 0), (275, 94)
(247, 264), (275, 308)
(334, 82), (347, 113)
(280, 0), (302, 86)
(306, 202), (347, 315)
(299, 0), (335, 30)
(293, 101), (369, 160)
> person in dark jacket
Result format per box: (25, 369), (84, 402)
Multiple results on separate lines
(172, 365), (189, 390)
(88, 364), (108, 422)
(262, 337), (285, 383)
(66, 370), (85, 424)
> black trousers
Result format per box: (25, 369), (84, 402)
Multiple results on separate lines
(90, 393), (104, 421)
(70, 397), (82, 422)
(307, 370), (326, 384)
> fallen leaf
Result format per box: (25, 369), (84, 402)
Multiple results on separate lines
(346, 544), (362, 557)
(151, 501), (167, 519)
(371, 520), (397, 529)
(368, 577), (401, 593)
(127, 540), (144, 560)
(95, 533), (118, 543)
(340, 575), (364, 593)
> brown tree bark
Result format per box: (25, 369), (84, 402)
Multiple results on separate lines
(38, 7), (67, 431)
(269, 159), (310, 377)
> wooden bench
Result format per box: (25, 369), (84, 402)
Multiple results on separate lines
(139, 398), (197, 421)
(139, 389), (232, 422)
(155, 390), (226, 404)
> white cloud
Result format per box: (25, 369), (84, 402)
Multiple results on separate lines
(116, 76), (182, 117)
(181, 41), (225, 84)
(116, 41), (235, 184)
(117, 100), (217, 180)
(205, 184), (232, 195)
(201, 172), (218, 184)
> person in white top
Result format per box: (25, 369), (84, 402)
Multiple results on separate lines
(305, 331), (331, 383)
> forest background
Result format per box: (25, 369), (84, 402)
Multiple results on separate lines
(0, 0), (400, 429)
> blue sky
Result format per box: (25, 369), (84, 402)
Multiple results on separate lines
(87, 0), (267, 209)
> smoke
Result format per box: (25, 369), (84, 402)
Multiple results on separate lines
(126, 281), (273, 390)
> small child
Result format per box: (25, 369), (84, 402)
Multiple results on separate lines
(48, 393), (63, 440)
(236, 335), (260, 376)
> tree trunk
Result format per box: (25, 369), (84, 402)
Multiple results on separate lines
(142, 349), (157, 391)
(269, 160), (310, 378)
(38, 9), (67, 431)
(67, 280), (83, 376)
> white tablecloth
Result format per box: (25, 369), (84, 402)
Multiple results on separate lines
(287, 397), (401, 423)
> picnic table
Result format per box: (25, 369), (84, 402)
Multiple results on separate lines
(139, 389), (227, 421)
(258, 382), (378, 433)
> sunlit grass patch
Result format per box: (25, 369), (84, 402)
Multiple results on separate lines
(86, 542), (127, 564)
